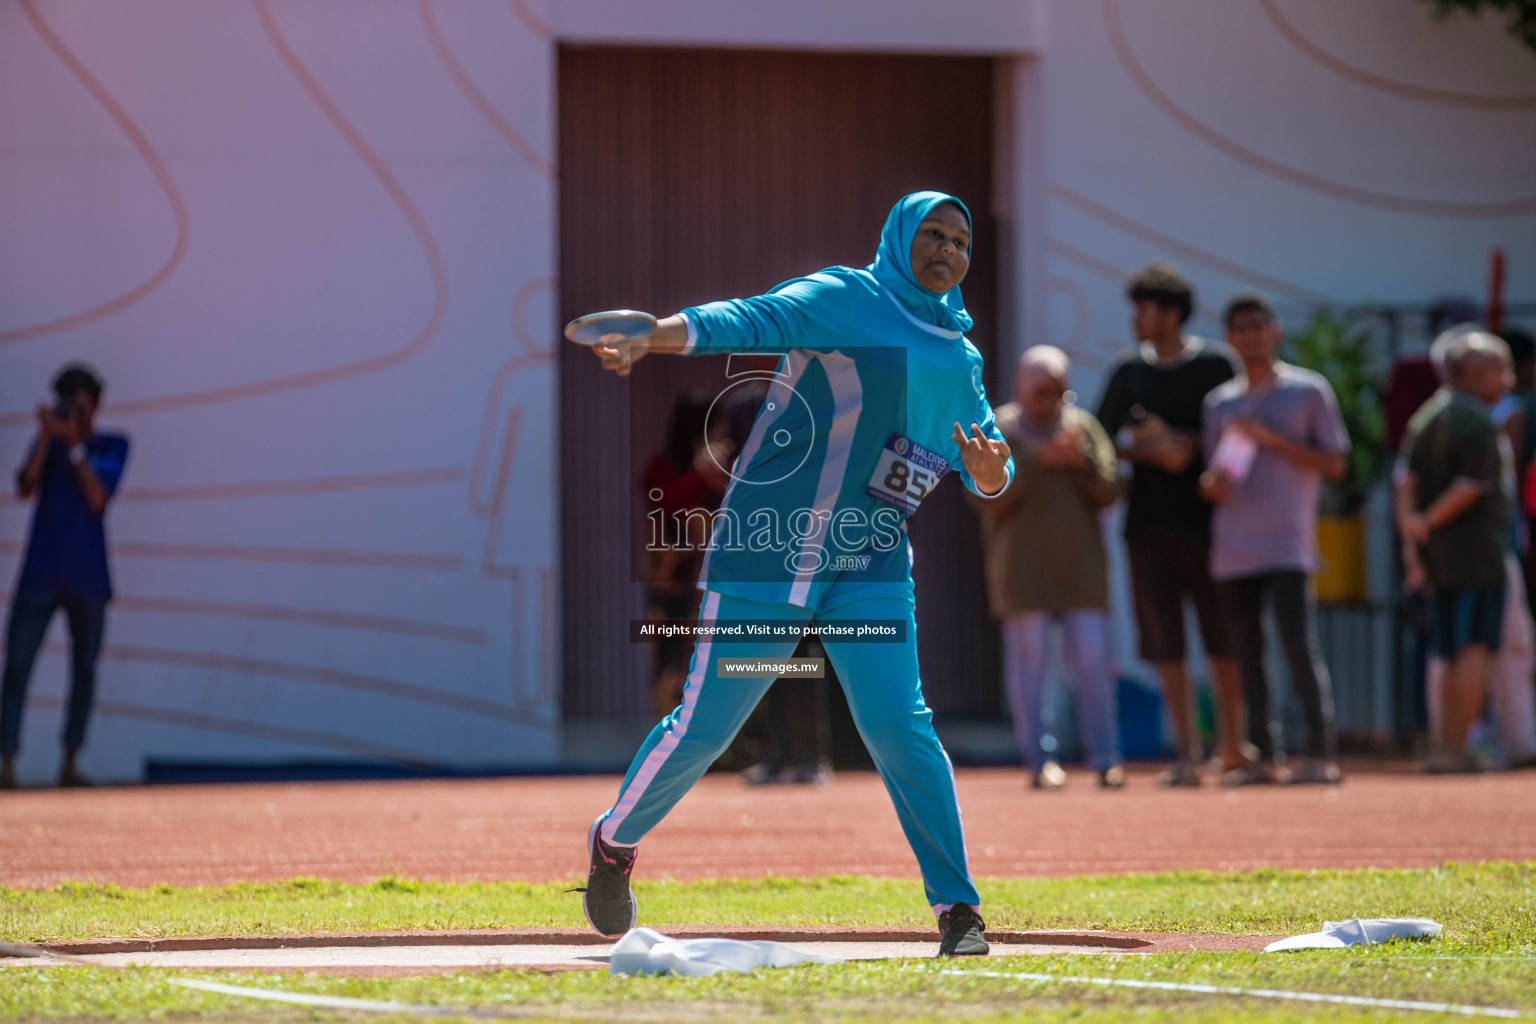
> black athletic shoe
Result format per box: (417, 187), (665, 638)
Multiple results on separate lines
(577, 816), (638, 936)
(936, 902), (989, 957)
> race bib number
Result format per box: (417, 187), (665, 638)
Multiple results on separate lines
(866, 434), (951, 515)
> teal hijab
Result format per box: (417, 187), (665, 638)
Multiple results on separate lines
(867, 191), (974, 334)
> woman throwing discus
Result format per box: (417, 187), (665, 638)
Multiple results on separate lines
(578, 192), (1013, 958)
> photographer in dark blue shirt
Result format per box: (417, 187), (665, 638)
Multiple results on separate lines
(1, 365), (128, 788)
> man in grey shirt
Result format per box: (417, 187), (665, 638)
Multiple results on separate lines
(1200, 294), (1349, 785)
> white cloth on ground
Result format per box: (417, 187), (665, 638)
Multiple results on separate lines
(608, 927), (841, 976)
(1264, 918), (1442, 952)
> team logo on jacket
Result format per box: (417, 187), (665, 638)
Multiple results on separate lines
(972, 365), (985, 399)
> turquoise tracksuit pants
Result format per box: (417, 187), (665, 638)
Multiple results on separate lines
(599, 581), (980, 914)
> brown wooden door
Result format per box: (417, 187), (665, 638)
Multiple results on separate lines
(559, 46), (1002, 722)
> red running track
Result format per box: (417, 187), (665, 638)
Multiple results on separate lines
(2, 764), (1533, 888)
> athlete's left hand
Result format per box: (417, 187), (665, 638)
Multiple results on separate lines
(952, 422), (1011, 496)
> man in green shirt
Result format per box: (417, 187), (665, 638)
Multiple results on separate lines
(1397, 330), (1513, 772)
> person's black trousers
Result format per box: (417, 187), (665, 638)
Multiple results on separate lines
(0, 590), (108, 758)
(1219, 570), (1337, 762)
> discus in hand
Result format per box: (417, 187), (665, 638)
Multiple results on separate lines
(565, 310), (656, 373)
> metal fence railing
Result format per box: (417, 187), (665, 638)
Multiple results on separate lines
(1316, 600), (1406, 750)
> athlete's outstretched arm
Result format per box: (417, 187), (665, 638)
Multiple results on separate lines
(594, 274), (853, 376)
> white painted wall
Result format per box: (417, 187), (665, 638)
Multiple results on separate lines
(1, 0), (1531, 780)
(0, 0), (559, 783)
(551, 0), (1048, 52)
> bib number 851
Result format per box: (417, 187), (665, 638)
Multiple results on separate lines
(867, 434), (950, 515)
(883, 459), (934, 501)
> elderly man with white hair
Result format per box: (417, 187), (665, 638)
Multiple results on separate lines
(1397, 328), (1519, 772)
(1408, 326), (1536, 771)
(972, 345), (1125, 789)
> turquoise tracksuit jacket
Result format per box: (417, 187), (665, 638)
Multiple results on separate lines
(679, 194), (1014, 609)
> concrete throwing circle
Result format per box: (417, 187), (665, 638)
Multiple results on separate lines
(0, 930), (1227, 977)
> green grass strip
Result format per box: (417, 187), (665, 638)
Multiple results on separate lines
(2, 862), (1533, 944)
(3, 864), (1534, 1024)
(3, 948), (1536, 1023)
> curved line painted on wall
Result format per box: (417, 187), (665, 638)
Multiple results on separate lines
(480, 406), (524, 575)
(116, 466), (463, 504)
(504, 566), (528, 707)
(112, 541), (463, 570)
(418, 0), (554, 177)
(1104, 0), (1536, 219)
(1048, 239), (1225, 325)
(113, 595), (487, 644)
(1049, 238), (1134, 288)
(81, 641), (553, 728)
(2, 589), (485, 644)
(113, 542), (463, 570)
(0, 1), (191, 345)
(1088, 336), (1136, 370)
(1048, 276), (1092, 353)
(0, 538), (463, 571)
(512, 276), (556, 355)
(538, 564), (555, 707)
(1072, 348), (1108, 371)
(1260, 0), (1536, 111)
(0, 467), (462, 509)
(27, 694), (428, 764)
(0, 0), (453, 431)
(1050, 183), (1338, 307)
(507, 0), (553, 41)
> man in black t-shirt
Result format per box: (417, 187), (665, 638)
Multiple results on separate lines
(1096, 263), (1245, 787)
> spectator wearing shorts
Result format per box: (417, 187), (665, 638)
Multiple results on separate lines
(1096, 263), (1244, 787)
(1423, 543), (1536, 770)
(1397, 330), (1512, 774)
(1423, 329), (1536, 768)
(1200, 295), (1348, 786)
(974, 346), (1123, 790)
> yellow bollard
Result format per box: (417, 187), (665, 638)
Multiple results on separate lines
(1314, 514), (1367, 603)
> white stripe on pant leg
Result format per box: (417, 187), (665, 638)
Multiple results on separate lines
(788, 352), (862, 608)
(602, 591), (721, 846)
(917, 631), (976, 917)
(924, 728), (979, 918)
(935, 734), (976, 914)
